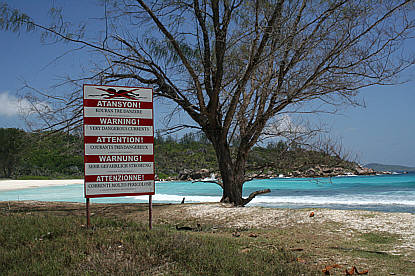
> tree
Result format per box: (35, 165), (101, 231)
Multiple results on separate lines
(19, 131), (84, 177)
(0, 128), (26, 178)
(1, 0), (414, 205)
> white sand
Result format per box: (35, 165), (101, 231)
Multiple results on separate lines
(170, 203), (415, 255)
(0, 179), (84, 191)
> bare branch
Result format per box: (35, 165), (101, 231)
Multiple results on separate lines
(136, 0), (206, 113)
(242, 189), (271, 206)
(192, 179), (223, 189)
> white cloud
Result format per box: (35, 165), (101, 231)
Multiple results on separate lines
(0, 92), (23, 116)
(0, 92), (50, 117)
(266, 114), (306, 135)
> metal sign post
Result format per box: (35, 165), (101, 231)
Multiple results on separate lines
(149, 195), (152, 230)
(83, 84), (155, 229)
(86, 198), (90, 228)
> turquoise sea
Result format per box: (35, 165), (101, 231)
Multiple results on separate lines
(1, 173), (415, 213)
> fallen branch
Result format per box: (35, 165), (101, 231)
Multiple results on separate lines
(329, 246), (388, 255)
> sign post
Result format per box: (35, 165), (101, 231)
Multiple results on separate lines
(83, 84), (155, 229)
(149, 195), (152, 230)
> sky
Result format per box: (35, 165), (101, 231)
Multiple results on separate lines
(0, 1), (414, 167)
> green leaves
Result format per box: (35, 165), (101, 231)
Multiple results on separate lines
(0, 128), (26, 178)
(0, 3), (34, 33)
(0, 128), (83, 179)
(144, 36), (200, 65)
(19, 132), (84, 178)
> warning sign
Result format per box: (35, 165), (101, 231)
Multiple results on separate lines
(83, 84), (155, 198)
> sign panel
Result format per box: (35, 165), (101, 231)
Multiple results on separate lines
(83, 84), (154, 198)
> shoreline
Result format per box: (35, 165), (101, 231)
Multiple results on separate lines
(1, 177), (414, 214)
(0, 179), (84, 191)
(0, 172), (405, 192)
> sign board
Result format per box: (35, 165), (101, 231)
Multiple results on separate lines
(83, 84), (155, 198)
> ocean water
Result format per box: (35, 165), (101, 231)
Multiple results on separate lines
(1, 173), (415, 213)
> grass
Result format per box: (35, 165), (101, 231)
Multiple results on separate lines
(360, 232), (399, 244)
(0, 210), (314, 275)
(2, 201), (415, 275)
(215, 220), (415, 276)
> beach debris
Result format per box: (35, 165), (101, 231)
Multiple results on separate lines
(35, 231), (53, 241)
(296, 257), (306, 263)
(345, 266), (369, 275)
(309, 211), (315, 217)
(175, 225), (194, 231)
(176, 223), (202, 231)
(289, 248), (304, 251)
(321, 264), (342, 275)
(232, 232), (241, 237)
(345, 267), (355, 275)
(240, 247), (250, 253)
(248, 233), (258, 238)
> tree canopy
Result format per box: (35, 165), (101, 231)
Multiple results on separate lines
(0, 129), (83, 179)
(1, 0), (414, 205)
(0, 128), (25, 178)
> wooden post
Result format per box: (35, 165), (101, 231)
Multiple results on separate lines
(149, 195), (152, 230)
(86, 198), (90, 228)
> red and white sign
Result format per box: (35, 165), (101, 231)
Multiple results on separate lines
(83, 84), (155, 198)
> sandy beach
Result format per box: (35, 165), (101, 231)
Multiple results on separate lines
(1, 180), (414, 264)
(160, 203), (415, 252)
(0, 179), (84, 191)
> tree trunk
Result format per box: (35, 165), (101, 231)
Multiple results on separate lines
(220, 169), (244, 206)
(210, 133), (269, 206)
(213, 138), (243, 205)
(5, 163), (12, 178)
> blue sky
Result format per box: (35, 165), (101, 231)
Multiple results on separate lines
(1, 1), (414, 167)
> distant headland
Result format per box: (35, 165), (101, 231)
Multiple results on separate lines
(364, 163), (415, 173)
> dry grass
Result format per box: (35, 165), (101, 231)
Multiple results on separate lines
(150, 203), (415, 275)
(1, 201), (415, 275)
